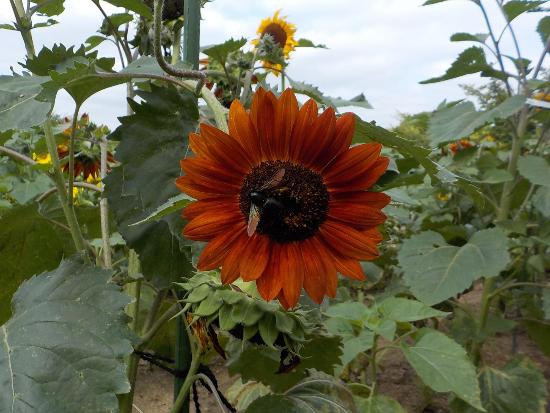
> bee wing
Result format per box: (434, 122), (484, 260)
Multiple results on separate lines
(247, 203), (261, 237)
(260, 168), (285, 191)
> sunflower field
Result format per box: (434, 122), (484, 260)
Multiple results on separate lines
(0, 0), (549, 412)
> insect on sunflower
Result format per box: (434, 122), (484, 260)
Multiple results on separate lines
(178, 88), (390, 309)
(252, 10), (298, 74)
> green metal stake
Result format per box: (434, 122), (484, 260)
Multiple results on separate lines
(175, 1), (201, 412)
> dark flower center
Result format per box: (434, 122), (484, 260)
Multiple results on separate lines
(239, 161), (329, 243)
(262, 23), (288, 48)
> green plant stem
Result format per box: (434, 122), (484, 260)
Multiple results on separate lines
(43, 119), (87, 252)
(142, 289), (167, 335)
(99, 137), (112, 269)
(0, 145), (36, 165)
(170, 353), (200, 413)
(241, 50), (258, 104)
(67, 104), (80, 208)
(172, 26), (182, 65)
(370, 335), (378, 387)
(91, 0), (132, 63)
(139, 302), (178, 345)
(182, 0), (201, 69)
(495, 0), (527, 87)
(10, 0), (35, 58)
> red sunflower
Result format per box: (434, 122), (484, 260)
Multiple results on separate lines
(177, 88), (390, 309)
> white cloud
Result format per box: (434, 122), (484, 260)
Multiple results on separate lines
(0, 0), (546, 129)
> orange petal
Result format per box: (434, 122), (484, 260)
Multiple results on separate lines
(184, 209), (243, 240)
(331, 254), (366, 281)
(256, 243), (284, 301)
(280, 242), (304, 308)
(323, 143), (382, 183)
(329, 200), (387, 229)
(240, 234), (271, 281)
(180, 158), (243, 186)
(183, 196), (239, 221)
(301, 107), (336, 169)
(221, 233), (249, 284)
(228, 100), (262, 165)
(197, 224), (244, 270)
(319, 220), (380, 261)
(273, 88), (299, 160)
(325, 270), (338, 298)
(301, 238), (327, 304)
(277, 291), (292, 310)
(251, 91), (278, 160)
(200, 124), (252, 173)
(330, 191), (391, 208)
(289, 99), (317, 162)
(176, 176), (238, 199)
(315, 113), (355, 167)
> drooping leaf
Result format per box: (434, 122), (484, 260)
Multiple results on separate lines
(353, 118), (483, 205)
(228, 336), (343, 393)
(533, 186), (550, 217)
(0, 75), (52, 132)
(398, 229), (510, 305)
(0, 23), (17, 30)
(31, 0), (65, 16)
(245, 374), (357, 413)
(328, 93), (373, 109)
(401, 328), (483, 410)
(202, 37), (247, 66)
(102, 0), (153, 18)
(517, 155), (550, 187)
(84, 35), (108, 51)
(502, 1), (545, 23)
(537, 16), (550, 48)
(295, 38), (328, 48)
(377, 297), (449, 322)
(287, 78), (372, 109)
(104, 84), (198, 287)
(129, 193), (193, 226)
(427, 96), (526, 146)
(450, 32), (490, 43)
(355, 395), (407, 413)
(23, 44), (87, 76)
(420, 46), (495, 84)
(0, 255), (134, 413)
(226, 379), (271, 411)
(423, 0), (451, 4)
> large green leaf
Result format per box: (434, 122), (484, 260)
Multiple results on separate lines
(420, 46), (495, 84)
(245, 374), (357, 413)
(0, 255), (133, 413)
(398, 229), (510, 305)
(401, 329), (483, 410)
(288, 78), (372, 109)
(0, 75), (52, 132)
(517, 155), (550, 187)
(377, 297), (449, 322)
(104, 84), (197, 287)
(537, 16), (550, 47)
(0, 204), (101, 324)
(129, 193), (193, 226)
(355, 395), (407, 413)
(533, 186), (550, 217)
(450, 32), (490, 44)
(228, 335), (343, 393)
(502, 1), (545, 23)
(428, 96), (526, 146)
(31, 0), (65, 16)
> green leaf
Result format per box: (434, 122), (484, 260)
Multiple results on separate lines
(355, 395), (407, 413)
(32, 18), (58, 29)
(377, 297), (449, 322)
(479, 168), (514, 184)
(423, 0), (451, 4)
(245, 374), (357, 413)
(450, 32), (490, 43)
(228, 336), (342, 393)
(399, 229), (510, 305)
(31, 0), (65, 16)
(401, 328), (483, 410)
(0, 255), (133, 413)
(104, 12), (133, 29)
(420, 46), (494, 84)
(517, 155), (550, 187)
(226, 379), (271, 411)
(502, 1), (545, 23)
(102, 0), (153, 18)
(202, 37), (247, 66)
(130, 193), (193, 226)
(325, 302), (370, 321)
(0, 24), (17, 30)
(537, 16), (550, 48)
(259, 315), (278, 347)
(84, 35), (108, 51)
(9, 174), (52, 204)
(329, 93), (372, 109)
(428, 96), (526, 146)
(295, 38), (328, 48)
(287, 78), (372, 109)
(104, 85), (198, 288)
(340, 330), (374, 366)
(0, 75), (53, 132)
(533, 186), (550, 217)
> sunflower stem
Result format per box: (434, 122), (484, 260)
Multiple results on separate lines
(241, 49), (258, 105)
(99, 136), (112, 269)
(67, 104), (81, 208)
(182, 0), (200, 69)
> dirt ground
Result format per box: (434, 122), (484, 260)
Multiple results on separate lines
(132, 286), (550, 413)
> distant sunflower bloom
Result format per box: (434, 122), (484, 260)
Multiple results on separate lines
(253, 10), (298, 74)
(32, 152), (52, 165)
(178, 88), (389, 309)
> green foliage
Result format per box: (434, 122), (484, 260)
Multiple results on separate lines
(399, 229), (510, 305)
(427, 96), (526, 146)
(401, 329), (483, 410)
(244, 374), (357, 413)
(537, 16), (550, 46)
(31, 0), (65, 16)
(129, 193), (193, 226)
(355, 395), (407, 413)
(517, 155), (550, 187)
(296, 38), (327, 48)
(287, 78), (372, 109)
(0, 75), (52, 132)
(202, 37), (248, 66)
(0, 255), (133, 413)
(451, 32), (490, 44)
(420, 47), (499, 84)
(104, 84), (197, 288)
(101, 0), (153, 18)
(501, 1), (546, 23)
(533, 187), (550, 217)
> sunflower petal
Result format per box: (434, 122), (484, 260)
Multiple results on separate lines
(240, 234), (271, 281)
(256, 244), (284, 301)
(281, 243), (304, 308)
(197, 224), (244, 270)
(184, 209), (242, 240)
(320, 220), (380, 261)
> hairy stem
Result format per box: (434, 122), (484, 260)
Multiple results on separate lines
(99, 137), (112, 269)
(67, 104), (81, 208)
(0, 145), (36, 165)
(10, 0), (36, 58)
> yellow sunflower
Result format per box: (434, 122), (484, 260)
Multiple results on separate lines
(253, 10), (298, 74)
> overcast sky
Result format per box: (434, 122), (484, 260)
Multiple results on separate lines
(0, 0), (547, 128)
